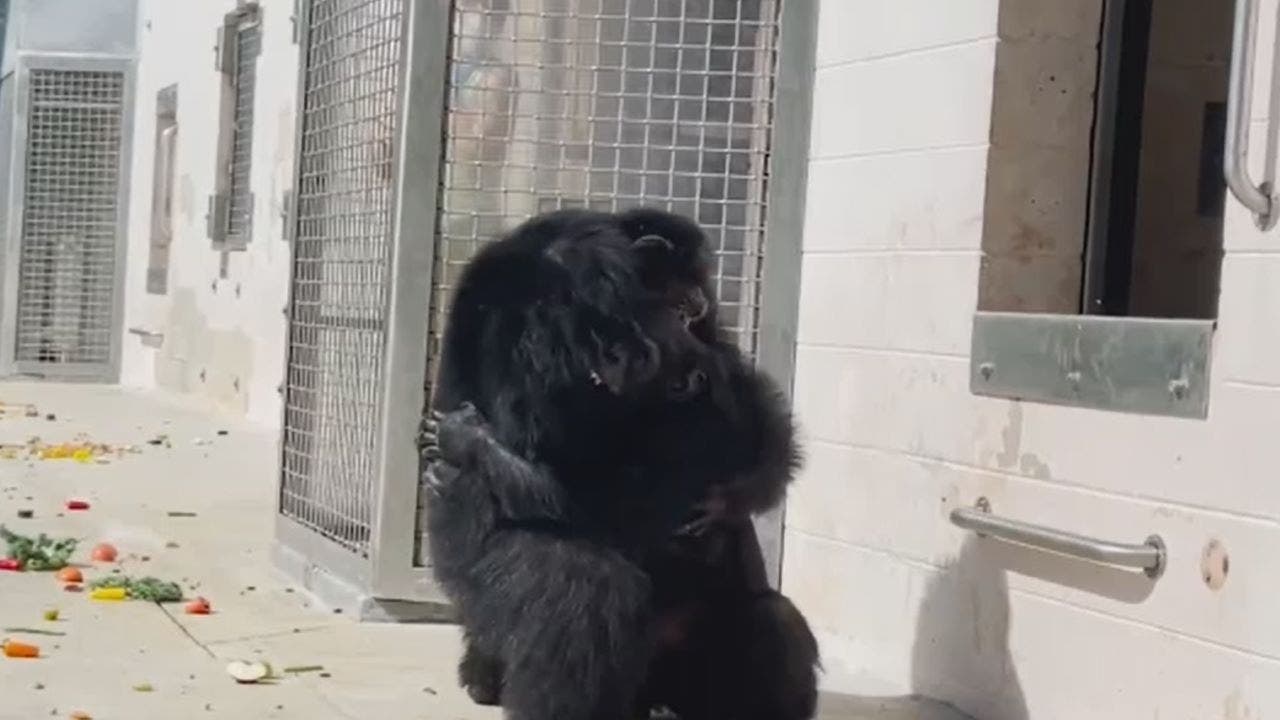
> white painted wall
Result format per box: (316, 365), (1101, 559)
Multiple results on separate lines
(783, 1), (1280, 718)
(119, 0), (296, 427)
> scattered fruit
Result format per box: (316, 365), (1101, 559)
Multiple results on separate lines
(226, 660), (272, 684)
(2, 640), (40, 658)
(57, 567), (83, 584)
(184, 597), (211, 615)
(89, 587), (126, 601)
(0, 558), (21, 571)
(90, 543), (118, 563)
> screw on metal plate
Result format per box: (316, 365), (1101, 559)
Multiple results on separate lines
(978, 362), (995, 381)
(1066, 370), (1082, 392)
(1168, 378), (1190, 401)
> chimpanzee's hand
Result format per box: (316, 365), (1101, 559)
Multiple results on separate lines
(417, 402), (490, 467)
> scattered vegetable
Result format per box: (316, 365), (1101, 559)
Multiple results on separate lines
(88, 575), (183, 603)
(88, 587), (126, 601)
(65, 500), (90, 511)
(89, 543), (118, 563)
(43, 609), (59, 622)
(184, 597), (211, 615)
(226, 660), (272, 684)
(3, 627), (64, 636)
(0, 527), (78, 570)
(0, 558), (21, 571)
(57, 567), (83, 584)
(2, 640), (40, 658)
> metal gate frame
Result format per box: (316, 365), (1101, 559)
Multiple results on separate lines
(274, 0), (817, 610)
(0, 53), (137, 382)
(274, 0), (454, 611)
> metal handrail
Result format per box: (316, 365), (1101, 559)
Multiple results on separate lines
(951, 499), (1166, 579)
(1225, 0), (1278, 229)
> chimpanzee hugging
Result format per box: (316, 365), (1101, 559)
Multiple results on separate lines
(419, 207), (819, 720)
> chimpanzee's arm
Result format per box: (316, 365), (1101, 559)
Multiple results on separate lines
(678, 344), (801, 536)
(418, 404), (567, 520)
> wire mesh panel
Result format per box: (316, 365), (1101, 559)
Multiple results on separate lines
(416, 0), (781, 563)
(227, 18), (260, 243)
(279, 0), (405, 556)
(14, 69), (127, 370)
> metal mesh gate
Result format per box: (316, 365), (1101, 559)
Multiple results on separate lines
(279, 0), (406, 556)
(416, 0), (781, 564)
(14, 69), (127, 371)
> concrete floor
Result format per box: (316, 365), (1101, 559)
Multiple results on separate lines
(0, 382), (968, 720)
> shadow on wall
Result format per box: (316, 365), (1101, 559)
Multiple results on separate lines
(909, 536), (1029, 720)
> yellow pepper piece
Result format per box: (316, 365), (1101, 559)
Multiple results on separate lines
(89, 587), (127, 601)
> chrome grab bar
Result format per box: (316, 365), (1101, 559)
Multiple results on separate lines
(1225, 0), (1278, 229)
(950, 498), (1166, 579)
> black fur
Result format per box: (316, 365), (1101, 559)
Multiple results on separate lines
(422, 209), (714, 720)
(423, 208), (819, 720)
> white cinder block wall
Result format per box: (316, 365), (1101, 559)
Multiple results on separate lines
(782, 1), (1280, 718)
(120, 0), (296, 427)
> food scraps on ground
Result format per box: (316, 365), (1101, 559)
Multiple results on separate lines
(89, 543), (118, 563)
(65, 500), (90, 511)
(226, 660), (273, 684)
(0, 435), (141, 463)
(89, 587), (126, 601)
(43, 609), (59, 622)
(57, 567), (83, 584)
(2, 640), (40, 658)
(0, 558), (21, 571)
(88, 575), (183, 603)
(132, 683), (154, 693)
(0, 527), (78, 571)
(184, 597), (212, 615)
(3, 627), (65, 636)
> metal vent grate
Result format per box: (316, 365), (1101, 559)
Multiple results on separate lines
(417, 0), (781, 563)
(279, 0), (405, 555)
(14, 69), (127, 368)
(227, 18), (261, 243)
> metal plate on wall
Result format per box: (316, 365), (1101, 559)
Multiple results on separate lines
(970, 312), (1214, 419)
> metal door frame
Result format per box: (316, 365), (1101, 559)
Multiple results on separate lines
(275, 0), (453, 607)
(276, 0), (817, 604)
(0, 53), (136, 382)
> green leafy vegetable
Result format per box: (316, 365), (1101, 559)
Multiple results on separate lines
(88, 575), (183, 603)
(0, 526), (78, 571)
